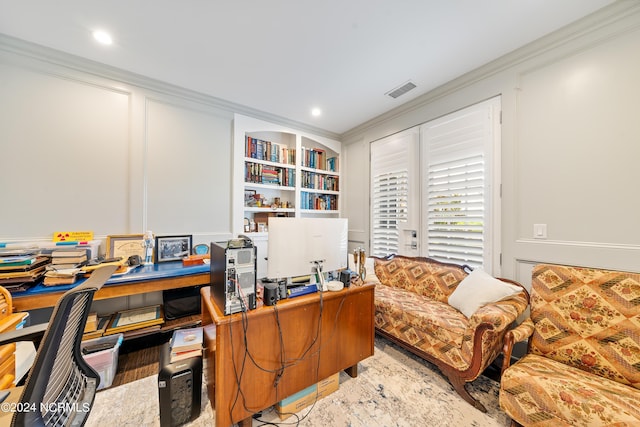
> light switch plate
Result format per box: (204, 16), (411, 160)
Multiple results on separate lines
(533, 224), (547, 239)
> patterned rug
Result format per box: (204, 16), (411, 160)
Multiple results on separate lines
(86, 336), (508, 426)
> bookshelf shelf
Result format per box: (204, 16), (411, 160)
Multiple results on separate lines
(243, 207), (295, 213)
(244, 157), (296, 169)
(300, 209), (340, 214)
(233, 114), (342, 278)
(234, 114), (341, 233)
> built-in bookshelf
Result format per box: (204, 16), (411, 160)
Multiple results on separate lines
(233, 114), (341, 237)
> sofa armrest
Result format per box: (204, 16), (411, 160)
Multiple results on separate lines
(501, 317), (534, 373)
(467, 292), (528, 334)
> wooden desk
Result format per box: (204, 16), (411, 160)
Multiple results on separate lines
(201, 284), (375, 427)
(11, 262), (210, 312)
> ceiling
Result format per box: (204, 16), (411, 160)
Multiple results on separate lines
(0, 0), (615, 135)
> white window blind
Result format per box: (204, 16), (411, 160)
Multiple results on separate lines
(426, 154), (485, 266)
(421, 99), (497, 269)
(370, 131), (416, 257)
(372, 171), (409, 256)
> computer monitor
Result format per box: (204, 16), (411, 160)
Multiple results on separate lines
(267, 217), (348, 289)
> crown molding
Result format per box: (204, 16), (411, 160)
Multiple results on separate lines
(0, 33), (341, 141)
(340, 1), (640, 141)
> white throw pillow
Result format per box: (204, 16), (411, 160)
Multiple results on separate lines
(448, 268), (522, 318)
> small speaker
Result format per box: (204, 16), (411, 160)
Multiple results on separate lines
(340, 270), (354, 287)
(278, 280), (287, 300)
(263, 282), (278, 306)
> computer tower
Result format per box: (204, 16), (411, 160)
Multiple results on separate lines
(158, 342), (202, 427)
(210, 239), (257, 315)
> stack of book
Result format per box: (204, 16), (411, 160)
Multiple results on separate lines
(43, 267), (81, 286)
(43, 249), (90, 286)
(261, 167), (280, 185)
(50, 249), (88, 269)
(169, 326), (203, 363)
(0, 249), (49, 292)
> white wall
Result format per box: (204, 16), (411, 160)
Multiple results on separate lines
(342, 4), (640, 288)
(0, 54), (234, 249)
(0, 35), (336, 314)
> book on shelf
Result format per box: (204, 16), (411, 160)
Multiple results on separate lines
(122, 324), (162, 339)
(245, 136), (295, 165)
(301, 147), (328, 170)
(170, 348), (202, 363)
(0, 256), (49, 272)
(104, 305), (164, 335)
(170, 326), (203, 353)
(82, 314), (111, 340)
(300, 192), (338, 211)
(245, 162), (295, 187)
(84, 312), (98, 333)
(169, 326), (203, 363)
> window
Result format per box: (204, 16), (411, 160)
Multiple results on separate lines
(370, 128), (419, 257)
(369, 97), (500, 270)
(421, 97), (500, 270)
(371, 171), (409, 256)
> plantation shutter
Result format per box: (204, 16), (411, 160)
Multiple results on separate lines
(421, 98), (498, 269)
(370, 130), (417, 257)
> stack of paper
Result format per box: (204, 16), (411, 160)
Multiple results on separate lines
(0, 250), (49, 291)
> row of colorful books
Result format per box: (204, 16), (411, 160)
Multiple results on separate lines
(245, 136), (296, 165)
(299, 192), (338, 211)
(300, 147), (338, 172)
(300, 171), (339, 191)
(244, 162), (295, 187)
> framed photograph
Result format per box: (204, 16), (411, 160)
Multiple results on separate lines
(106, 234), (145, 260)
(155, 235), (193, 262)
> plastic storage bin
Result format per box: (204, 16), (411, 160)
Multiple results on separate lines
(80, 333), (123, 390)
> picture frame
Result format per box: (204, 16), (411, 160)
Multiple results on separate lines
(106, 234), (145, 260)
(155, 235), (193, 263)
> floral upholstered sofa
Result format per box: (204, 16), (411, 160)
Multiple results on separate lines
(362, 255), (529, 412)
(499, 264), (640, 426)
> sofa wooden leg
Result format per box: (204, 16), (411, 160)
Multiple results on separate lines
(449, 376), (487, 413)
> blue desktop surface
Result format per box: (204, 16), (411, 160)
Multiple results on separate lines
(12, 261), (210, 297)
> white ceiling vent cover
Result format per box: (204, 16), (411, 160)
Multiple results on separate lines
(385, 81), (417, 99)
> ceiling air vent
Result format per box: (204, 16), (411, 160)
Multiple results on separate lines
(385, 81), (417, 99)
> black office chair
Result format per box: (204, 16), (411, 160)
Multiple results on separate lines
(0, 264), (117, 427)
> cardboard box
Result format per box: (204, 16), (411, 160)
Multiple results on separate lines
(276, 373), (340, 419)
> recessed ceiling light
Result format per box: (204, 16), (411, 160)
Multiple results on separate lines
(92, 30), (113, 45)
(311, 108), (322, 117)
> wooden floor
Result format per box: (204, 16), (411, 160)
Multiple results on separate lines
(111, 342), (164, 387)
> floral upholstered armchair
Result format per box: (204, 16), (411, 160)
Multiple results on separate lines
(499, 264), (640, 426)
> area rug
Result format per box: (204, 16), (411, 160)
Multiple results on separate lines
(86, 336), (508, 426)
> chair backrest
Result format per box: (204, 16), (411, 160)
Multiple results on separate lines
(530, 264), (640, 388)
(372, 255), (469, 302)
(13, 265), (117, 427)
